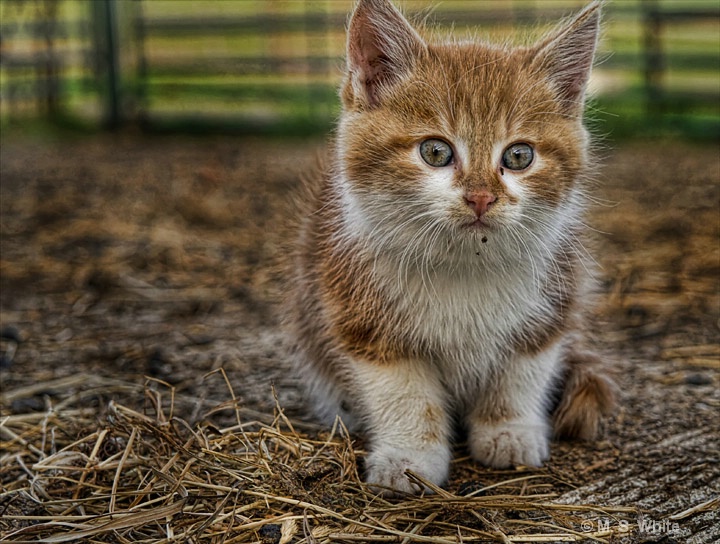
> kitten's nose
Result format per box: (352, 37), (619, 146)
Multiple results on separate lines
(464, 191), (497, 217)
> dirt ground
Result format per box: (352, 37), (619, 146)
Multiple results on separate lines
(0, 131), (718, 543)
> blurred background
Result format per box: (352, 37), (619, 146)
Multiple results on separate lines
(1, 6), (718, 537)
(1, 0), (719, 139)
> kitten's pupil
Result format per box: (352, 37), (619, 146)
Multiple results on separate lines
(502, 143), (534, 171)
(420, 139), (453, 167)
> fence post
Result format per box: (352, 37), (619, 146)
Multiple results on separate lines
(642, 0), (664, 116)
(38, 0), (61, 117)
(133, 0), (149, 127)
(304, 0), (329, 122)
(91, 0), (121, 128)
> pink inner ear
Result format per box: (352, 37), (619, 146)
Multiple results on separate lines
(345, 0), (426, 108)
(560, 56), (594, 101)
(354, 32), (384, 84)
(347, 30), (386, 106)
(535, 4), (600, 109)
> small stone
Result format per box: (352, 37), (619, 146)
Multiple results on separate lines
(457, 480), (487, 496)
(147, 349), (170, 377)
(54, 328), (74, 342)
(186, 334), (215, 346)
(0, 354), (13, 369)
(0, 326), (22, 343)
(258, 523), (282, 543)
(11, 396), (45, 413)
(685, 373), (712, 386)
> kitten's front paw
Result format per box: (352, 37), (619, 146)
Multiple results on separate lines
(470, 419), (550, 469)
(365, 444), (451, 496)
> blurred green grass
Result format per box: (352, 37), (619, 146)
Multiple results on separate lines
(1, 0), (718, 140)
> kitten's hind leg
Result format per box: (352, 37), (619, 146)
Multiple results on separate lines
(351, 358), (452, 496)
(553, 347), (616, 440)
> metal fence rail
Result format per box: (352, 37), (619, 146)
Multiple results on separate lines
(1, 0), (718, 136)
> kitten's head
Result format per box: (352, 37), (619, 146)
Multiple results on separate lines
(336, 0), (601, 260)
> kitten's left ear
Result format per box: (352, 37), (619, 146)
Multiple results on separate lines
(532, 1), (601, 113)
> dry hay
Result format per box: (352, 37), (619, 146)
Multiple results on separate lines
(1, 134), (718, 543)
(1, 372), (638, 543)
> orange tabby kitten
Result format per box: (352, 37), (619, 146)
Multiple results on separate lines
(287, 0), (615, 495)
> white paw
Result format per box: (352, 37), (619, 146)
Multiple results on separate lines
(470, 418), (550, 469)
(365, 443), (451, 496)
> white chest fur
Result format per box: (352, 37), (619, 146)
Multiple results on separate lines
(369, 240), (558, 396)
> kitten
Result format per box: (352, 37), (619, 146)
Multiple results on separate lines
(286, 0), (615, 495)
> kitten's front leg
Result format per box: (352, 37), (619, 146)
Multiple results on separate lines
(351, 357), (451, 495)
(468, 343), (562, 468)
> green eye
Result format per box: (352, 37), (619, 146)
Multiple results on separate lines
(502, 143), (534, 171)
(420, 139), (453, 167)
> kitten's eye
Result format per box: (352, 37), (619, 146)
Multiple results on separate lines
(419, 139), (453, 167)
(502, 143), (534, 171)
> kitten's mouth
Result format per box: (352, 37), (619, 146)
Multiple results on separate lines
(463, 218), (492, 230)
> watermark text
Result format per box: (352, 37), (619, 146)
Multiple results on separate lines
(580, 515), (681, 536)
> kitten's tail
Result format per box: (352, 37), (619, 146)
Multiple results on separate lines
(553, 347), (617, 440)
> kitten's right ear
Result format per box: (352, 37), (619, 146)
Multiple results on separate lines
(343, 0), (427, 109)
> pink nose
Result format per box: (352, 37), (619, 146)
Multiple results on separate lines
(464, 191), (497, 217)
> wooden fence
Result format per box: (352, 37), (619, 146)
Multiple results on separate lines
(1, 0), (718, 136)
(642, 0), (720, 116)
